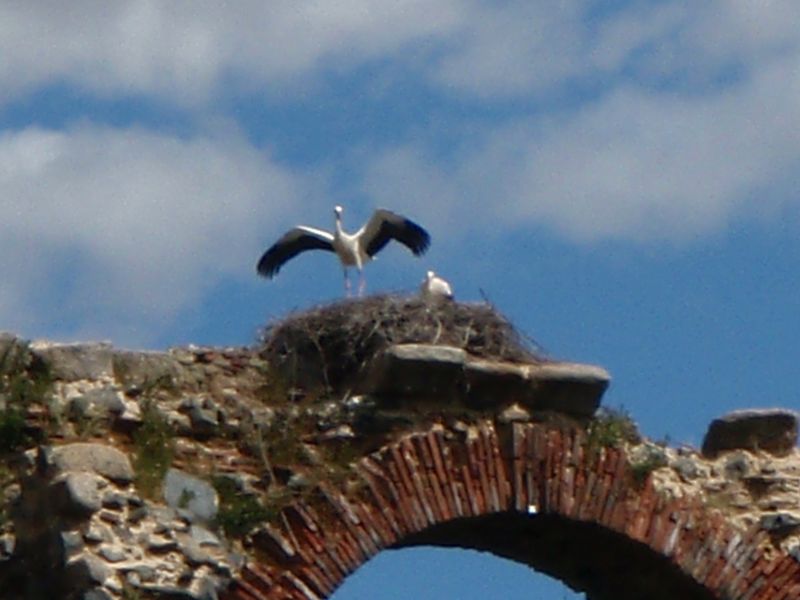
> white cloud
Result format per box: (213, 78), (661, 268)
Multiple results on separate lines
(1, 1), (799, 106)
(361, 47), (800, 242)
(353, 0), (800, 242)
(428, 2), (585, 97)
(0, 1), (464, 106)
(679, 1), (800, 66)
(0, 124), (309, 345)
(0, 1), (595, 104)
(427, 1), (800, 98)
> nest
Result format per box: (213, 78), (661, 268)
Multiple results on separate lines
(259, 294), (545, 392)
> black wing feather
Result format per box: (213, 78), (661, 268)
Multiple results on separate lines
(363, 209), (431, 257)
(256, 227), (335, 278)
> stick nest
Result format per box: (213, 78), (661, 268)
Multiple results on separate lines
(259, 294), (545, 392)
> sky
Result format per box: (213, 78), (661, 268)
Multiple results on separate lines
(2, 1), (799, 598)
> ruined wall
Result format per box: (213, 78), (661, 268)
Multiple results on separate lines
(0, 333), (798, 599)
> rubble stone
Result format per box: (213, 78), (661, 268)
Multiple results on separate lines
(111, 350), (181, 391)
(498, 402), (531, 423)
(163, 469), (218, 523)
(69, 387), (125, 418)
(84, 587), (115, 600)
(99, 545), (126, 563)
(65, 553), (112, 586)
(54, 472), (103, 516)
(61, 530), (84, 555)
(31, 341), (114, 381)
(49, 443), (134, 483)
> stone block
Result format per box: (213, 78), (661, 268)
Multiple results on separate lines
(463, 360), (530, 409)
(702, 409), (799, 458)
(357, 344), (467, 399)
(464, 359), (609, 417)
(356, 344), (610, 419)
(524, 362), (610, 418)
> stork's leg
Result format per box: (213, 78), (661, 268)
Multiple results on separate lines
(358, 269), (366, 297)
(343, 267), (351, 298)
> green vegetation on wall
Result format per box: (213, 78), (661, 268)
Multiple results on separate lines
(212, 475), (274, 538)
(132, 401), (175, 499)
(0, 340), (53, 453)
(586, 405), (641, 451)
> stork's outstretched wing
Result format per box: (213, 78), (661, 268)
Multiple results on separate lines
(360, 209), (430, 258)
(256, 226), (335, 278)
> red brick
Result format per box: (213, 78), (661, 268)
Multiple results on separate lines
(219, 420), (800, 600)
(418, 438), (451, 523)
(511, 423), (527, 512)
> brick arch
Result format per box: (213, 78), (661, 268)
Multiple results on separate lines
(224, 422), (800, 600)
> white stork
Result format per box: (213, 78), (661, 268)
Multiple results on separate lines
(420, 270), (454, 301)
(257, 205), (431, 296)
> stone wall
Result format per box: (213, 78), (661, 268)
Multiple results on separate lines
(0, 333), (797, 599)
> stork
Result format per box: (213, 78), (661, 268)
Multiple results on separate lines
(257, 205), (431, 296)
(420, 270), (454, 302)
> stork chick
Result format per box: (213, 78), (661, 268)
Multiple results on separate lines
(420, 270), (454, 302)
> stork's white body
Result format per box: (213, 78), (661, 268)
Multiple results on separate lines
(334, 205), (374, 295)
(332, 230), (363, 267)
(257, 205), (430, 297)
(332, 211), (369, 268)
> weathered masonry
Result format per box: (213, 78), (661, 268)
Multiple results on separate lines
(226, 420), (800, 600)
(0, 332), (798, 599)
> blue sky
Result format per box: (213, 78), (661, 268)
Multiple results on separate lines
(2, 2), (799, 598)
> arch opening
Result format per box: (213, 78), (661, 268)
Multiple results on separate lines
(392, 512), (718, 600)
(332, 546), (583, 599)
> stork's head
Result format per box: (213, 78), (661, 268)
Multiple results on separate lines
(426, 270), (435, 280)
(334, 205), (343, 220)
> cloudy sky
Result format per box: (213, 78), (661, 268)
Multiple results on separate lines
(2, 2), (800, 597)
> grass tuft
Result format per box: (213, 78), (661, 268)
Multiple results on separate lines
(0, 340), (53, 453)
(586, 405), (641, 450)
(629, 445), (669, 489)
(132, 401), (175, 499)
(212, 476), (274, 538)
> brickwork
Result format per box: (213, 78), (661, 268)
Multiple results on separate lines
(222, 421), (800, 599)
